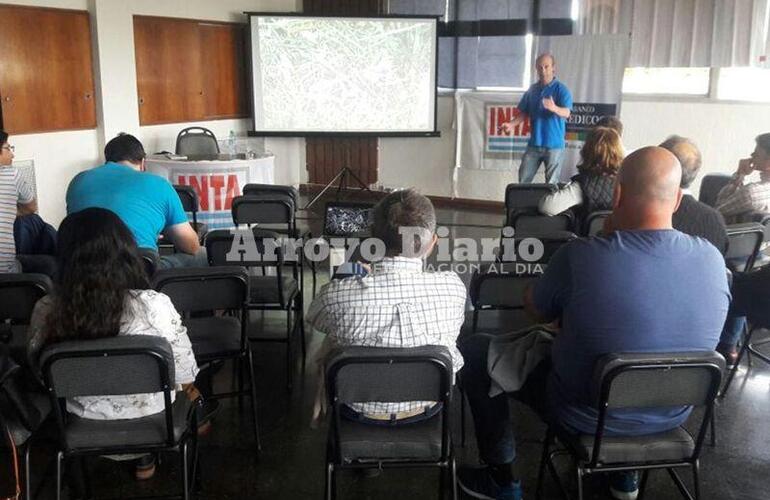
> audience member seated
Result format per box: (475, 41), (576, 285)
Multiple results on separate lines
(457, 147), (730, 500)
(307, 189), (466, 424)
(538, 127), (623, 225)
(717, 264), (770, 363)
(715, 132), (770, 223)
(595, 115), (623, 138)
(0, 130), (38, 274)
(66, 133), (206, 269)
(661, 135), (728, 253)
(26, 208), (200, 480)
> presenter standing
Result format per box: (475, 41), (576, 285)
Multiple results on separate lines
(502, 53), (572, 184)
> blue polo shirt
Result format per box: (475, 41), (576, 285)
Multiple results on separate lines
(534, 230), (730, 436)
(517, 78), (572, 149)
(66, 162), (188, 250)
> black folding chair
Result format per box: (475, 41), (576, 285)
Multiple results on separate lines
(0, 273), (52, 361)
(175, 126), (219, 156)
(41, 336), (201, 500)
(0, 346), (50, 500)
(152, 266), (261, 454)
(504, 183), (556, 226)
(233, 192), (315, 299)
(725, 223), (764, 273)
(468, 266), (540, 335)
(205, 228), (303, 390)
(510, 209), (575, 235)
(324, 345), (456, 500)
(584, 210), (612, 236)
(173, 185), (208, 241)
(698, 174), (732, 208)
(536, 352), (724, 500)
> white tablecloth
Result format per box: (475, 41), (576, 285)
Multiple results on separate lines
(145, 155), (275, 229)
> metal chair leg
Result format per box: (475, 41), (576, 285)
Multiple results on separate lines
(451, 457), (458, 500)
(720, 325), (753, 398)
(248, 348), (262, 454)
(692, 462), (701, 500)
(55, 452), (63, 500)
(181, 441), (190, 500)
(535, 430), (552, 500)
(286, 307), (293, 391)
(709, 409), (717, 447)
(23, 442), (31, 500)
(325, 463), (335, 500)
(576, 466), (585, 500)
(459, 385), (466, 447)
(637, 469), (650, 500)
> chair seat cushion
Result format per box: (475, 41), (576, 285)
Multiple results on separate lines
(337, 413), (444, 463)
(185, 316), (243, 359)
(249, 275), (298, 305)
(562, 426), (695, 464)
(64, 396), (192, 451)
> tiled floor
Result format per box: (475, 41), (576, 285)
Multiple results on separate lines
(24, 192), (770, 499)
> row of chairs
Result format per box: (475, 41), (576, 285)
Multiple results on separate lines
(0, 266), (261, 500)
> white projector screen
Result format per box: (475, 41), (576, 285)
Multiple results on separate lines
(248, 14), (438, 136)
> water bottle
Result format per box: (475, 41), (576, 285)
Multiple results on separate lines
(227, 130), (236, 155)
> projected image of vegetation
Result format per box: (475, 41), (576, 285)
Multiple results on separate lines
(253, 16), (435, 133)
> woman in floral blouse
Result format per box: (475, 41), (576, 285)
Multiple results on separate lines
(28, 207), (199, 480)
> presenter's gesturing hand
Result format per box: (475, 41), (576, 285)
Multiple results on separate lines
(501, 113), (525, 134)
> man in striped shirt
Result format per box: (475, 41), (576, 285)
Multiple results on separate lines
(0, 130), (37, 273)
(716, 132), (770, 223)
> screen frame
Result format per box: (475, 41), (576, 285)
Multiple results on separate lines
(244, 12), (440, 138)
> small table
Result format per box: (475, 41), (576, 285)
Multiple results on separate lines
(145, 154), (275, 229)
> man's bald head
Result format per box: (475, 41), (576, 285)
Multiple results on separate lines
(617, 146), (682, 205)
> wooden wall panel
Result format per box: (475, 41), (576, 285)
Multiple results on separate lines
(0, 5), (95, 134)
(134, 16), (204, 125)
(200, 23), (247, 119)
(134, 16), (248, 126)
(302, 0), (383, 187)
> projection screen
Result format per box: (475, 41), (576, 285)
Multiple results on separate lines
(247, 14), (438, 136)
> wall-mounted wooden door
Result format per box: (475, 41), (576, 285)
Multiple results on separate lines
(0, 5), (96, 134)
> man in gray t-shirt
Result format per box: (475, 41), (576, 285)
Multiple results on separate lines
(0, 131), (37, 273)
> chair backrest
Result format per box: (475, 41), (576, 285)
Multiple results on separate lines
(242, 183), (299, 208)
(153, 266), (249, 314)
(231, 194), (295, 227)
(698, 174), (732, 207)
(0, 273), (52, 323)
(136, 248), (160, 279)
(326, 345), (453, 405)
(40, 335), (178, 447)
(510, 209), (574, 234)
(504, 183), (556, 224)
(585, 210), (612, 236)
(498, 230), (576, 264)
(588, 351), (724, 465)
(470, 266), (539, 310)
(205, 228), (285, 268)
(175, 126), (219, 155)
(173, 185), (200, 213)
(725, 223), (764, 272)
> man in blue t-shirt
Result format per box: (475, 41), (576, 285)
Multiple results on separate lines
(457, 147), (730, 500)
(66, 134), (205, 269)
(502, 53), (573, 184)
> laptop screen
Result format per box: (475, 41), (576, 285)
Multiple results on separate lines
(323, 202), (374, 237)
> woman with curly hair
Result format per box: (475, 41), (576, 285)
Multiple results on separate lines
(538, 126), (624, 227)
(27, 207), (199, 480)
